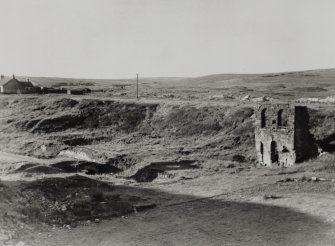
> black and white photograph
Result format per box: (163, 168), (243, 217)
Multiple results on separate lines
(0, 0), (335, 245)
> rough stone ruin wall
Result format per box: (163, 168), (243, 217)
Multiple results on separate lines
(255, 103), (318, 167)
(255, 104), (296, 167)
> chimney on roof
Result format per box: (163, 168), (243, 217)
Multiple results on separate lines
(0, 74), (4, 80)
(12, 74), (15, 79)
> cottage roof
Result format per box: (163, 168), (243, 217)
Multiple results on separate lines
(0, 77), (34, 87)
(0, 77), (14, 86)
(18, 80), (34, 87)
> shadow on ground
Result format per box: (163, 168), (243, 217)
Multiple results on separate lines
(20, 175), (334, 246)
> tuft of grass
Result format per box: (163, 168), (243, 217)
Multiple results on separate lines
(314, 161), (335, 172)
(310, 154), (335, 173)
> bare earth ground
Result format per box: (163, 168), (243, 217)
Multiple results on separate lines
(1, 151), (335, 246)
(1, 69), (335, 245)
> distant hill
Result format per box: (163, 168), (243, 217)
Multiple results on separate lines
(13, 68), (335, 88)
(10, 68), (335, 100)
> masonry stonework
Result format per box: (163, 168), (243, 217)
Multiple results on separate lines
(255, 103), (317, 167)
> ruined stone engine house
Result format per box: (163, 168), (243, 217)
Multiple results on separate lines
(255, 103), (317, 167)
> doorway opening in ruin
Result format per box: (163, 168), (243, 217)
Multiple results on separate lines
(271, 141), (279, 163)
(277, 109), (284, 127)
(261, 109), (266, 128)
(260, 142), (264, 162)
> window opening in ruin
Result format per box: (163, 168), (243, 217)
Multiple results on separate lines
(261, 109), (266, 128)
(260, 142), (264, 162)
(278, 109), (284, 127)
(272, 120), (276, 125)
(271, 141), (279, 163)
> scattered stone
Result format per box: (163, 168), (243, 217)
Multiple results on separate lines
(94, 219), (100, 224)
(278, 177), (295, 183)
(61, 205), (67, 211)
(133, 203), (157, 212)
(263, 194), (282, 200)
(326, 218), (335, 223)
(241, 95), (251, 101)
(180, 176), (192, 180)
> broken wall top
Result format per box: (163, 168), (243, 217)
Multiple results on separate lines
(255, 103), (296, 131)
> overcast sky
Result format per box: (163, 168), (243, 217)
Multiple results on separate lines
(1, 0), (335, 78)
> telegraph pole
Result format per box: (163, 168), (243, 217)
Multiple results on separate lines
(136, 73), (139, 100)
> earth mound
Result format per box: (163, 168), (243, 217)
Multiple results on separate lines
(18, 175), (151, 225)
